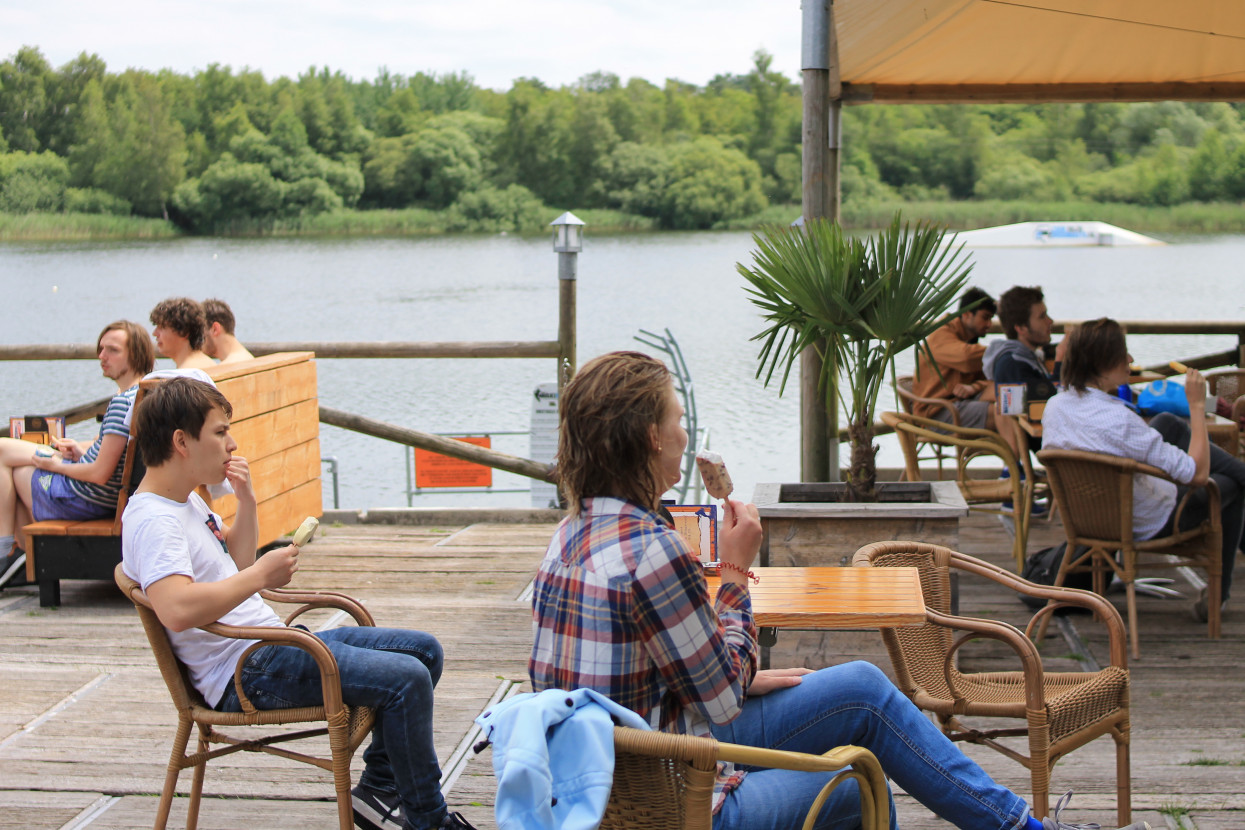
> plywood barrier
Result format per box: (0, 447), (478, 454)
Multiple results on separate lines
(23, 352), (322, 606)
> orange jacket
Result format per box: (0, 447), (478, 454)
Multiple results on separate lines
(911, 317), (988, 417)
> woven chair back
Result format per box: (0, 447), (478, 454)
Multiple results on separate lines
(856, 542), (962, 700)
(603, 728), (717, 830)
(895, 376), (917, 415)
(1206, 369), (1245, 402)
(1039, 450), (1135, 544)
(116, 565), (207, 713)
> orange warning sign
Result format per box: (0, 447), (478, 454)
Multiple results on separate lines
(414, 437), (493, 488)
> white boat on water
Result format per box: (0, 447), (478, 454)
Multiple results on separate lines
(951, 221), (1164, 248)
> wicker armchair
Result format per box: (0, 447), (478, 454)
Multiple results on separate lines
(115, 564), (378, 830)
(1037, 448), (1222, 659)
(881, 410), (1033, 570)
(605, 727), (890, 830)
(1206, 369), (1245, 458)
(895, 375), (958, 477)
(852, 541), (1132, 825)
(1205, 368), (1245, 402)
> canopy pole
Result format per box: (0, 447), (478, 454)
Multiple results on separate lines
(800, 0), (842, 482)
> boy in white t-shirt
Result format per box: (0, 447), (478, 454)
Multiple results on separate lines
(121, 378), (476, 830)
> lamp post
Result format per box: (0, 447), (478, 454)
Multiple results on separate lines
(551, 211), (585, 393)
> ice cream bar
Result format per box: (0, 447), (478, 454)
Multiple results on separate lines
(292, 516), (319, 547)
(695, 450), (734, 500)
(1169, 360), (1189, 373)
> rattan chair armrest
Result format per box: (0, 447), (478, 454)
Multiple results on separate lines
(200, 621), (345, 716)
(924, 609), (1047, 711)
(949, 551), (1128, 666)
(260, 588), (376, 627)
(1169, 477), (1221, 533)
(897, 385), (961, 422)
(715, 741), (890, 830)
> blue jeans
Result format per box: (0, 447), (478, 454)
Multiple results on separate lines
(217, 626), (446, 830)
(710, 662), (1028, 830)
(1151, 411), (1245, 599)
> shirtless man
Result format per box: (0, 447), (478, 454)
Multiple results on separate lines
(202, 298), (255, 364)
(150, 298), (215, 369)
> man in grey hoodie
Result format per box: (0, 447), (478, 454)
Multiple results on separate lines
(983, 286), (1064, 456)
(985, 286), (1064, 400)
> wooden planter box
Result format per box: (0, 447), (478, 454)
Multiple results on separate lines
(753, 481), (967, 567)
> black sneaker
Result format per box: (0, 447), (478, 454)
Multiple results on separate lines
(352, 785), (405, 830)
(1191, 588), (1228, 624)
(0, 549), (28, 589)
(441, 813), (479, 830)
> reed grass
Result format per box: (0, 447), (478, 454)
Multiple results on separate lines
(840, 199), (1245, 234)
(3, 200), (1244, 242)
(0, 212), (181, 241)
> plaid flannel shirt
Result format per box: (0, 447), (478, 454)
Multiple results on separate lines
(529, 497), (758, 812)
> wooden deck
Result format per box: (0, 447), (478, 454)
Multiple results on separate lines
(1, 511), (1241, 829)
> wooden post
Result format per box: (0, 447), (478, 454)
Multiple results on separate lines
(800, 0), (842, 482)
(558, 251), (577, 392)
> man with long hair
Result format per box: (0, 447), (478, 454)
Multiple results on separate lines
(0, 320), (154, 588)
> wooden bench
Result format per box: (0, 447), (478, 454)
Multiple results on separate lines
(24, 352), (323, 607)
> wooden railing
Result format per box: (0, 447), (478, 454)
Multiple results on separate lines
(3, 320), (1242, 475)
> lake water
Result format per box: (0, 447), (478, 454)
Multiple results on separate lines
(3, 230), (1244, 509)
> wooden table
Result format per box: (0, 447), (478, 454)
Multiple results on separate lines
(704, 566), (926, 630)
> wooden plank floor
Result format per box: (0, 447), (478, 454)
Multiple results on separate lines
(0, 512), (1240, 829)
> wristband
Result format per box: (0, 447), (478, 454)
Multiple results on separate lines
(719, 561), (759, 585)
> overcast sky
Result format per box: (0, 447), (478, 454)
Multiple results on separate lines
(2, 0), (803, 89)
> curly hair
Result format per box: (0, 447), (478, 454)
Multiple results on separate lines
(97, 320), (155, 375)
(556, 351), (672, 516)
(150, 297), (207, 350)
(1061, 318), (1129, 392)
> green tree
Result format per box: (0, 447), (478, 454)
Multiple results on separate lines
(595, 141), (671, 216)
(1188, 129), (1232, 201)
(40, 52), (108, 156)
(363, 123), (483, 208)
(659, 137), (766, 229)
(172, 155), (285, 230)
(0, 46), (53, 152)
(92, 72), (188, 216)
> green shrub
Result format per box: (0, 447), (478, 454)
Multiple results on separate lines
(64, 187), (132, 215)
(447, 184), (547, 232)
(0, 151), (69, 213)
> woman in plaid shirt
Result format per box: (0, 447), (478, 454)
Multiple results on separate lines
(529, 352), (1144, 830)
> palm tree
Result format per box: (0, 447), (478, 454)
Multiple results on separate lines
(739, 213), (975, 501)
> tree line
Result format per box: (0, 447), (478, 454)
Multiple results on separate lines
(2, 45), (1245, 233)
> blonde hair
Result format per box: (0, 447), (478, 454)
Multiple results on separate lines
(556, 351), (671, 515)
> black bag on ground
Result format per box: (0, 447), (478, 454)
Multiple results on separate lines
(1019, 542), (1095, 610)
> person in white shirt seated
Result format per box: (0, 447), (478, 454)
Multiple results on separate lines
(1042, 318), (1245, 622)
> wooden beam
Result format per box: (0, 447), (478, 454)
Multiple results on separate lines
(844, 82), (1245, 105)
(319, 405), (556, 483)
(249, 341), (561, 359)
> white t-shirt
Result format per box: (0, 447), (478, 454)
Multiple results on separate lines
(121, 491), (283, 707)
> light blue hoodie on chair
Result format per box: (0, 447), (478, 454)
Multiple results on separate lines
(474, 688), (652, 830)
